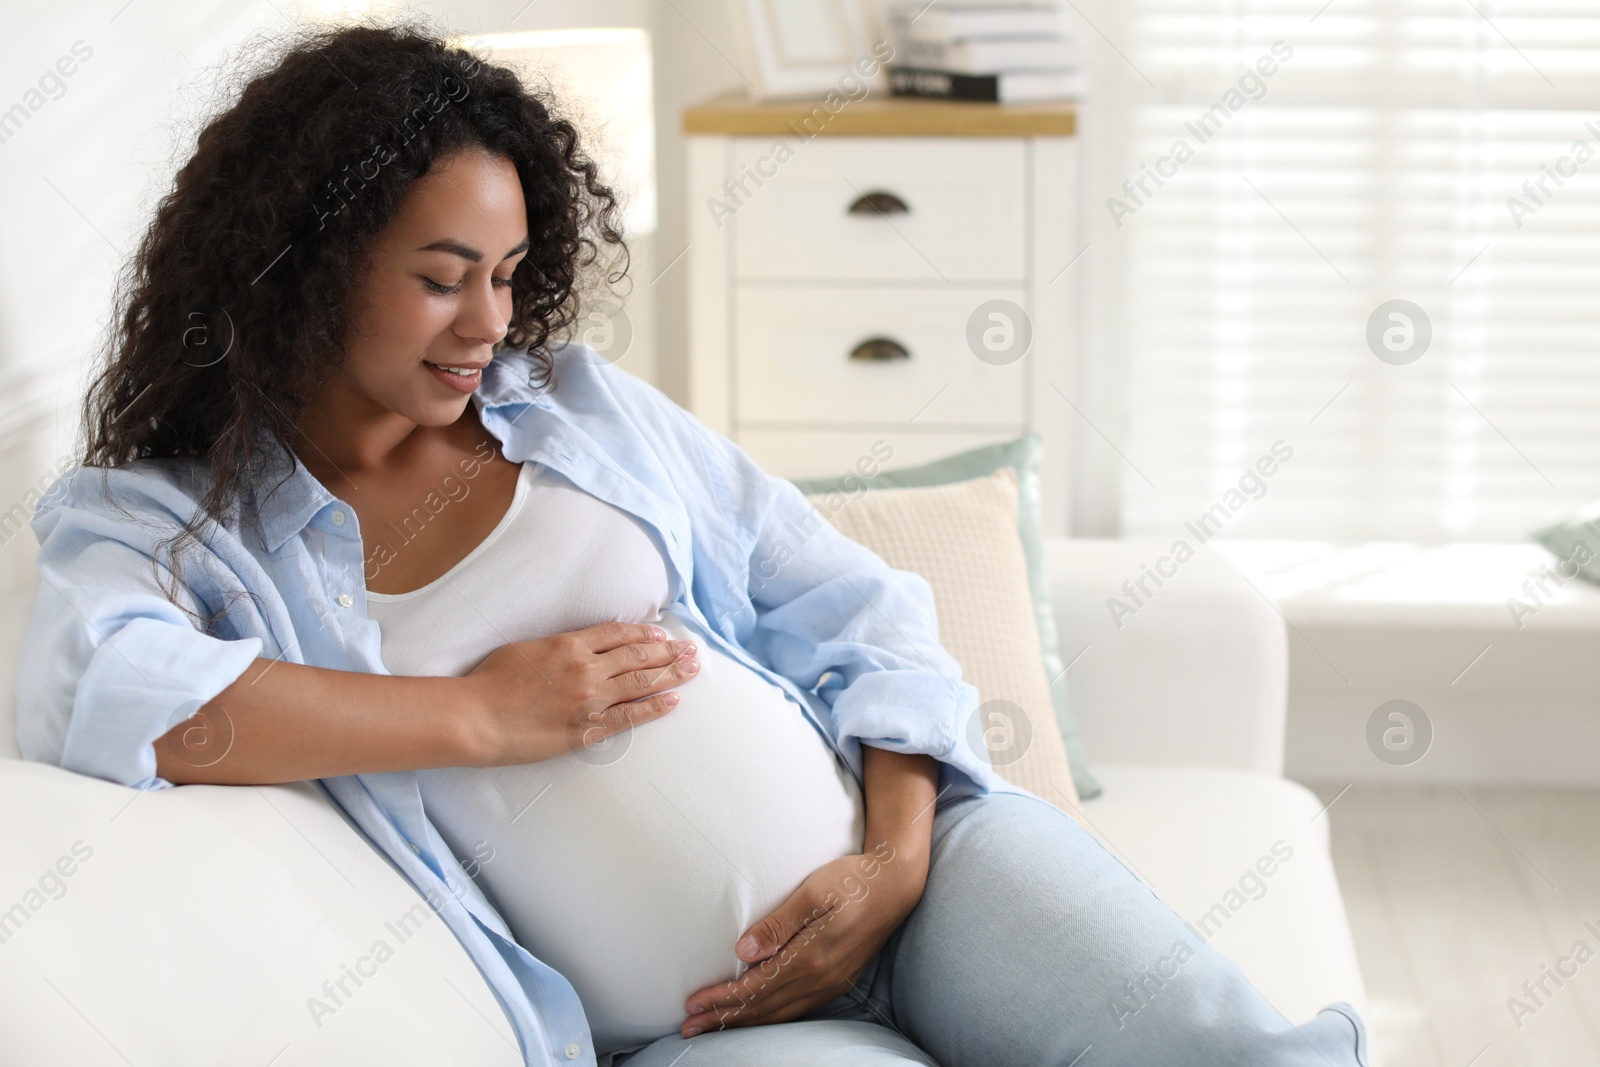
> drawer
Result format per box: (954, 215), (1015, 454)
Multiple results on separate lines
(734, 285), (1029, 426)
(730, 137), (1026, 283)
(737, 427), (1027, 487)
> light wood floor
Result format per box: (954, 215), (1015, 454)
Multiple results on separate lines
(1309, 783), (1600, 1067)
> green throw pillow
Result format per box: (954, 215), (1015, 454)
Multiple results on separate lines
(1531, 503), (1600, 583)
(789, 434), (1101, 799)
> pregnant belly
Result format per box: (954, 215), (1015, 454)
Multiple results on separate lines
(416, 608), (866, 1055)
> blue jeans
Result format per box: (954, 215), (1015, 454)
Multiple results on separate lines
(611, 790), (1369, 1067)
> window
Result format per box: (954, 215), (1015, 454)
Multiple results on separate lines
(1107, 1), (1600, 541)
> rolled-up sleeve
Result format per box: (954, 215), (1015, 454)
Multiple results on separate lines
(740, 471), (974, 763)
(16, 485), (263, 791)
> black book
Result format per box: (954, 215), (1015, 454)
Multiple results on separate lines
(887, 65), (1086, 104)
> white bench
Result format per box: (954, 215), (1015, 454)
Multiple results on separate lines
(1212, 540), (1600, 787)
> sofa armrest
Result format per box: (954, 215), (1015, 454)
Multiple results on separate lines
(1043, 538), (1288, 775)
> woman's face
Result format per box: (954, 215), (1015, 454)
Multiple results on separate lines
(333, 145), (529, 427)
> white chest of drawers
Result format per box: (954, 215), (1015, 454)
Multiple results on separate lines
(683, 95), (1078, 535)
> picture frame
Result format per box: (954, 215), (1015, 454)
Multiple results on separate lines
(728, 0), (884, 101)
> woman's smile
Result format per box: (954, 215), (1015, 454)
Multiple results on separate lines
(422, 358), (486, 393)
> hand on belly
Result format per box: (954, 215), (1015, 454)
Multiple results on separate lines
(417, 608), (866, 1055)
(680, 839), (915, 1039)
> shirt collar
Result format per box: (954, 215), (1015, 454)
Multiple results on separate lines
(248, 345), (553, 555)
(474, 342), (556, 413)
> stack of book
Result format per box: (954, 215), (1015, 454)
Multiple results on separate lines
(882, 2), (1087, 104)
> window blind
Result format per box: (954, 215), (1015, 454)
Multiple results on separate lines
(1117, 0), (1600, 541)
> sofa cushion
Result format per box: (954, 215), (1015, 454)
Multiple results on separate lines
(1076, 765), (1372, 1030)
(804, 467), (1079, 808)
(0, 759), (522, 1065)
(791, 432), (1099, 798)
(1532, 500), (1600, 584)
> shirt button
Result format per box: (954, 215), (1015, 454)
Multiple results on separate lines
(564, 1043), (580, 1059)
(331, 509), (346, 526)
(409, 842), (421, 855)
(338, 594), (354, 608)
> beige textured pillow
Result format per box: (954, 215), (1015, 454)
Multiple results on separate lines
(805, 467), (1079, 810)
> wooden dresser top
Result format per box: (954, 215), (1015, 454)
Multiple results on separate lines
(682, 92), (1077, 137)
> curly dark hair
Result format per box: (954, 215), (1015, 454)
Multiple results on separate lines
(74, 16), (627, 631)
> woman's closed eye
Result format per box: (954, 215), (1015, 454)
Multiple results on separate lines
(422, 274), (515, 295)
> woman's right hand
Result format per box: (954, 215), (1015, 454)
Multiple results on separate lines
(461, 621), (700, 767)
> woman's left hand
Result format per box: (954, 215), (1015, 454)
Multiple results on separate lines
(680, 840), (927, 1037)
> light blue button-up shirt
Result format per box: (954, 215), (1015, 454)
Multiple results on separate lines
(15, 340), (1026, 1066)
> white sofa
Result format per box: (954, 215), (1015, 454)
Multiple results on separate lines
(1213, 539), (1600, 788)
(0, 537), (1373, 1066)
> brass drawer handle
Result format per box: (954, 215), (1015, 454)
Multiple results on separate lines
(847, 191), (910, 216)
(849, 336), (911, 362)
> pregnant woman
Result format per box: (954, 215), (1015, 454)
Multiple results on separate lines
(16, 22), (1369, 1067)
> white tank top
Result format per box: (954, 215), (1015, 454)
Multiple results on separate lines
(363, 460), (865, 1057)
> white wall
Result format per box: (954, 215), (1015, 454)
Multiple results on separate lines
(636, 0), (746, 404)
(0, 1), (270, 593)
